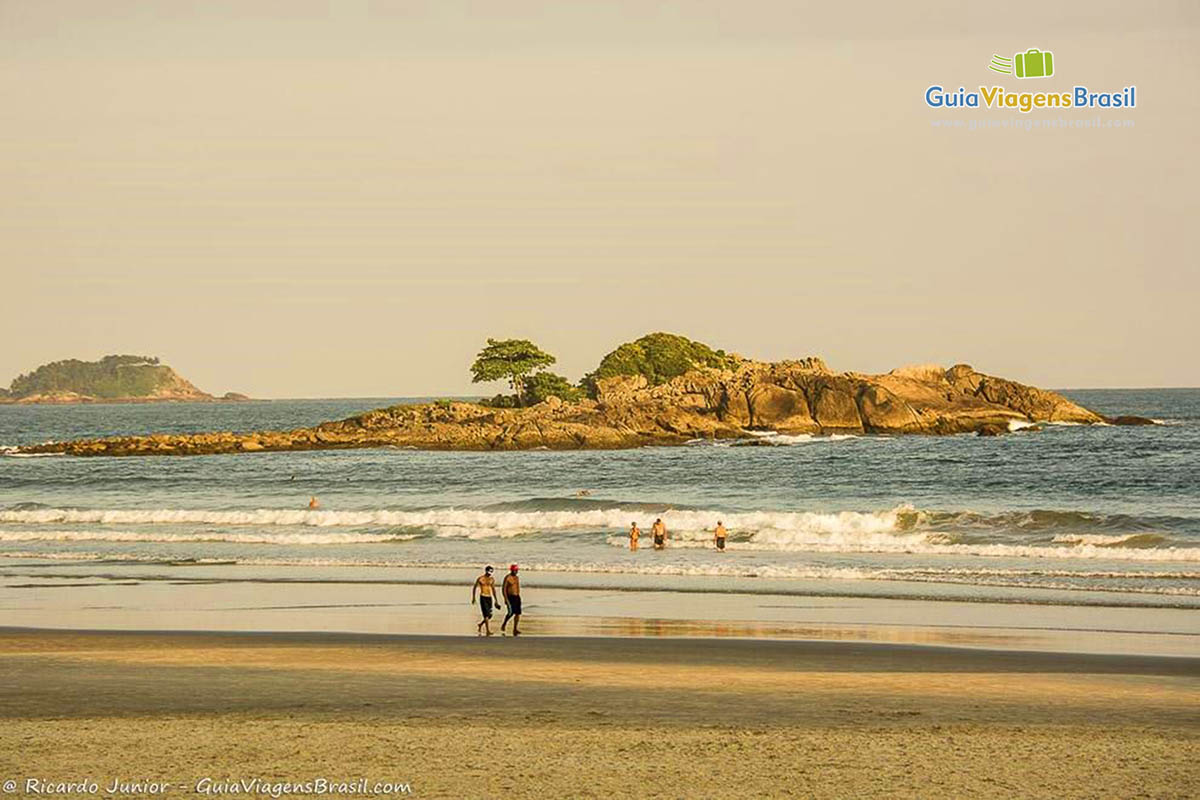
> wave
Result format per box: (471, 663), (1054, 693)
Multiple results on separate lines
(0, 529), (419, 545)
(480, 497), (692, 513)
(2, 504), (1197, 562)
(922, 509), (1193, 535)
(0, 505), (916, 536)
(1051, 533), (1167, 548)
(0, 448), (64, 458)
(687, 431), (873, 446)
(603, 534), (1200, 562)
(2, 549), (1197, 599)
(744, 431), (866, 444)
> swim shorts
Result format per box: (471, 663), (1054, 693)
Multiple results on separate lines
(505, 595), (522, 615)
(480, 596), (494, 618)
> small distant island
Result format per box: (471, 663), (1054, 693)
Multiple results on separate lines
(14, 333), (1152, 458)
(0, 355), (248, 405)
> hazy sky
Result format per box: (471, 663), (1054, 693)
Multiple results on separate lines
(2, 1), (1197, 397)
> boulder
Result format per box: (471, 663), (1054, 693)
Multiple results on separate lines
(746, 384), (817, 431)
(856, 385), (923, 432)
(810, 379), (864, 431)
(976, 423), (1009, 437)
(718, 388), (751, 425)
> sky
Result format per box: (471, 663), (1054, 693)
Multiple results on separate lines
(1, 1), (1197, 397)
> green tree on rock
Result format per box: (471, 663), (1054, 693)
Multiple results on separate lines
(522, 371), (583, 405)
(582, 332), (737, 396)
(470, 338), (556, 406)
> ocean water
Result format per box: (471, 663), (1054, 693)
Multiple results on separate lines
(1, 390), (1198, 609)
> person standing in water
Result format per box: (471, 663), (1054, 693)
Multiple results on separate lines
(501, 564), (522, 635)
(471, 565), (501, 635)
(714, 521), (728, 551)
(307, 496), (320, 510)
(651, 518), (668, 550)
(629, 522), (641, 551)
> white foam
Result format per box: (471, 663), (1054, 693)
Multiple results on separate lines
(1051, 533), (1161, 547)
(742, 431), (862, 445)
(3, 505), (1197, 563)
(0, 448), (65, 458)
(0, 505), (919, 537)
(602, 533), (1200, 563)
(3, 549), (1195, 598)
(0, 529), (419, 545)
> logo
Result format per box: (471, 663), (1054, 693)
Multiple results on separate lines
(990, 49), (1055, 79)
(924, 49), (1135, 113)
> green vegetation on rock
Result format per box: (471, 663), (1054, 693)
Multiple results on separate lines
(583, 332), (737, 395)
(521, 371), (583, 405)
(470, 338), (557, 407)
(6, 355), (184, 399)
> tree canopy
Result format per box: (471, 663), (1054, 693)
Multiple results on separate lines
(7, 355), (172, 399)
(521, 371), (583, 405)
(583, 332), (736, 394)
(470, 338), (556, 405)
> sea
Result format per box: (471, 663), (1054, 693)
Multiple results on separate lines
(0, 389), (1198, 610)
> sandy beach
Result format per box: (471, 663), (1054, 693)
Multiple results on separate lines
(2, 627), (1197, 799)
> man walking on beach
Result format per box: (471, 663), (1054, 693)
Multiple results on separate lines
(471, 565), (501, 635)
(652, 518), (668, 550)
(501, 564), (522, 635)
(629, 522), (641, 551)
(714, 521), (728, 551)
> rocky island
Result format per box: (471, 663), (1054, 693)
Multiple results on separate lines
(15, 334), (1126, 458)
(0, 355), (246, 405)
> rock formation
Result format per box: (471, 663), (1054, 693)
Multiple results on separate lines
(0, 355), (248, 404)
(17, 358), (1109, 457)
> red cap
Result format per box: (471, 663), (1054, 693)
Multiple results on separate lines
(510, 564), (519, 571)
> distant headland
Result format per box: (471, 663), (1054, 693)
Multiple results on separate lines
(15, 334), (1154, 457)
(0, 355), (248, 405)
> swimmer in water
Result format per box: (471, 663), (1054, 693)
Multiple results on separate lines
(714, 521), (728, 551)
(308, 496), (320, 510)
(651, 518), (667, 550)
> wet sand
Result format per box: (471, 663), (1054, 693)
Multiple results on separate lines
(1, 628), (1197, 798)
(4, 564), (1198, 656)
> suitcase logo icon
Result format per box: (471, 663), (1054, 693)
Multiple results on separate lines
(988, 48), (1055, 79)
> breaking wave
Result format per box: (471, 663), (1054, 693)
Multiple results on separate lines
(0, 504), (915, 538)
(0, 529), (419, 545)
(1051, 533), (1167, 548)
(0, 447), (64, 458)
(1, 549), (1196, 601)
(605, 535), (1200, 562)
(1, 502), (1197, 562)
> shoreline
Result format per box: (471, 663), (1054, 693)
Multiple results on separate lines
(4, 562), (1197, 656)
(6, 555), (1199, 610)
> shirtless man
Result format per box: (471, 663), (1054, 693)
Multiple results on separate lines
(629, 522), (641, 551)
(307, 496), (320, 510)
(500, 564), (522, 636)
(651, 518), (668, 550)
(471, 565), (501, 635)
(714, 521), (728, 552)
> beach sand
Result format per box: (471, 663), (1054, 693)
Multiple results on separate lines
(2, 628), (1197, 799)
